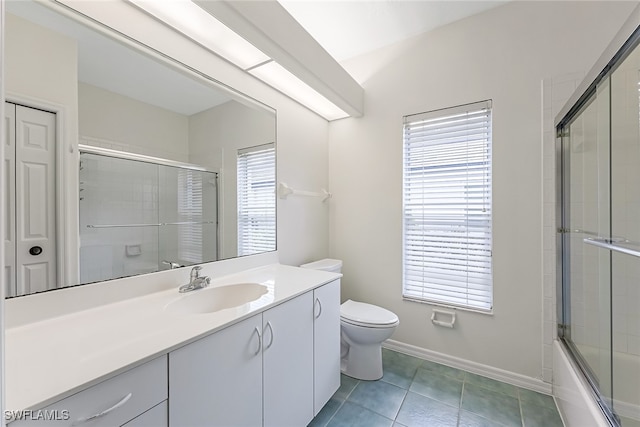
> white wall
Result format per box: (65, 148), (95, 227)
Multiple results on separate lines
(5, 13), (77, 108)
(328, 1), (637, 380)
(78, 83), (189, 162)
(5, 11), (80, 286)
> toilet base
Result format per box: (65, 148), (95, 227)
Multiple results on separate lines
(341, 343), (384, 381)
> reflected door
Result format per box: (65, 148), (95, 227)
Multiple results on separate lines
(4, 102), (57, 296)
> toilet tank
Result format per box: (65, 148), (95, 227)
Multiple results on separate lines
(300, 258), (342, 273)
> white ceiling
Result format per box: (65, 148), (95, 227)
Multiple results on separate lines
(279, 1), (510, 62)
(6, 0), (232, 116)
(7, 0), (510, 118)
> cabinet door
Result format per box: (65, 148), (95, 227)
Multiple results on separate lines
(122, 401), (167, 427)
(313, 280), (341, 415)
(169, 315), (263, 427)
(262, 293), (314, 427)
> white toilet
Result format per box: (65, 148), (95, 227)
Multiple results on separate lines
(300, 259), (399, 381)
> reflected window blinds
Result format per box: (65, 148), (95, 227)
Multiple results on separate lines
(177, 170), (204, 263)
(402, 100), (493, 311)
(237, 143), (276, 256)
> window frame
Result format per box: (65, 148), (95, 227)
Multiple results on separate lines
(237, 142), (276, 257)
(402, 100), (493, 313)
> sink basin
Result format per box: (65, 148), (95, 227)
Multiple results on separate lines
(165, 283), (269, 315)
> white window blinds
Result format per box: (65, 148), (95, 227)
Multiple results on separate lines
(177, 170), (205, 264)
(237, 143), (276, 256)
(402, 100), (493, 311)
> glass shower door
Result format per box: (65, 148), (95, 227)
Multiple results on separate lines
(610, 40), (640, 427)
(560, 77), (613, 412)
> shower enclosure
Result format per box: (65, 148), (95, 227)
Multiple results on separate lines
(79, 147), (218, 284)
(557, 25), (640, 427)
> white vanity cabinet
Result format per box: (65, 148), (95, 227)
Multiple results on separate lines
(312, 279), (341, 415)
(9, 356), (168, 426)
(169, 279), (340, 427)
(122, 402), (168, 427)
(168, 313), (263, 427)
(262, 291), (314, 427)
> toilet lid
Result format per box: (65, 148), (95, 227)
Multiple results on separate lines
(340, 300), (399, 326)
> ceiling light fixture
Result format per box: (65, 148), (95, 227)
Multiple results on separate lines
(249, 61), (349, 121)
(128, 0), (353, 121)
(129, 0), (269, 70)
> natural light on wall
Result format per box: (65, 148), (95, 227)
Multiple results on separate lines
(128, 0), (349, 121)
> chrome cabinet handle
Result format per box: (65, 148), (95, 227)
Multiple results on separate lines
(253, 326), (262, 356)
(314, 298), (323, 319)
(72, 392), (132, 425)
(264, 321), (274, 350)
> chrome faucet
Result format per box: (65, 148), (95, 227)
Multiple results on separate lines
(179, 266), (211, 293)
(162, 260), (182, 269)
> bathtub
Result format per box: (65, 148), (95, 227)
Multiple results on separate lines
(554, 340), (640, 426)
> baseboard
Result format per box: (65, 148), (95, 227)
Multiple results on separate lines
(383, 339), (552, 395)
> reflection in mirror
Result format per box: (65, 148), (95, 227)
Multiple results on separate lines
(4, 0), (276, 297)
(79, 148), (218, 284)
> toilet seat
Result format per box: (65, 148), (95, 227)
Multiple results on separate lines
(340, 300), (399, 328)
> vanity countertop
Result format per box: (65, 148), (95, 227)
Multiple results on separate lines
(4, 263), (341, 412)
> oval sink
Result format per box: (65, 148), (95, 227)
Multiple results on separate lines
(165, 283), (269, 315)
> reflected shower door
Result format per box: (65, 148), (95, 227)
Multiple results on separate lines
(158, 166), (218, 268)
(79, 153), (160, 284)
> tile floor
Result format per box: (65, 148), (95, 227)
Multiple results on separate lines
(309, 349), (564, 427)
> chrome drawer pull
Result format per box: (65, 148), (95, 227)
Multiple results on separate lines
(72, 392), (132, 425)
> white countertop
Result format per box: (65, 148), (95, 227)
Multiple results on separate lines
(5, 263), (341, 412)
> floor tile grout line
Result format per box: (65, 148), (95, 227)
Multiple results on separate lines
(457, 381), (466, 427)
(323, 398), (345, 427)
(517, 387), (524, 427)
(391, 387), (409, 422)
(341, 398), (395, 424)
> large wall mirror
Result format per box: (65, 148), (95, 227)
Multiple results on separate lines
(4, 0), (277, 297)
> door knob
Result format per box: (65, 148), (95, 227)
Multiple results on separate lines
(29, 246), (43, 256)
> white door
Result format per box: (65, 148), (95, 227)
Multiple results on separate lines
(5, 102), (57, 296)
(4, 103), (17, 297)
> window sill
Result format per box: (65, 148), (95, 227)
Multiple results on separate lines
(402, 296), (494, 316)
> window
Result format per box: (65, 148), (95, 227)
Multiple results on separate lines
(402, 100), (493, 311)
(237, 143), (276, 256)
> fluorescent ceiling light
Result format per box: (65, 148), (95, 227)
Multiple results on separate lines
(129, 0), (269, 70)
(250, 61), (349, 121)
(129, 0), (351, 121)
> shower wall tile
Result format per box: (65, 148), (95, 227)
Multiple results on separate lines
(542, 72), (585, 383)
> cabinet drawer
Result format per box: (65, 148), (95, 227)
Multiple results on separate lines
(10, 355), (167, 426)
